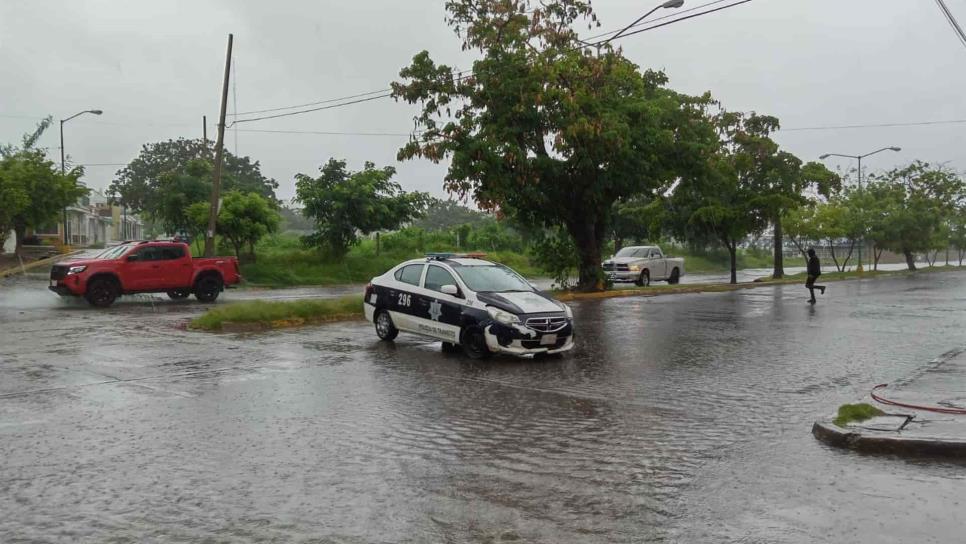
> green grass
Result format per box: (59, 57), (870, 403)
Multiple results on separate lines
(190, 295), (363, 331)
(834, 403), (885, 427)
(239, 233), (546, 287)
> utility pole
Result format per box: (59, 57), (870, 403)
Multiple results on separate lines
(204, 33), (233, 257)
(203, 115), (208, 147)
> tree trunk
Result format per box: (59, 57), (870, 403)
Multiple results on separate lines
(873, 245), (883, 271)
(568, 216), (605, 291)
(614, 236), (623, 256)
(772, 216), (784, 279)
(840, 240), (855, 271)
(248, 240), (256, 263)
(13, 222), (26, 258)
(904, 250), (917, 271)
(959, 248), (964, 266)
(826, 240), (842, 272)
(726, 239), (738, 284)
(945, 247), (949, 266)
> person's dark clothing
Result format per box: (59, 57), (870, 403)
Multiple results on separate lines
(807, 255), (821, 277)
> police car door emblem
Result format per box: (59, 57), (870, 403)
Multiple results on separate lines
(429, 299), (442, 321)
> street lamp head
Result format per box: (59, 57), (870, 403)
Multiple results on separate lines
(662, 0), (685, 8)
(888, 146), (901, 152)
(89, 109), (103, 115)
(819, 154), (831, 160)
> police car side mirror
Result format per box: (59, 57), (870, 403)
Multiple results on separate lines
(441, 284), (460, 297)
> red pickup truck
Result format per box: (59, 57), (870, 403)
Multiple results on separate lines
(49, 241), (241, 307)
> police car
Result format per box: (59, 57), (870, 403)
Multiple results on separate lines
(363, 253), (575, 358)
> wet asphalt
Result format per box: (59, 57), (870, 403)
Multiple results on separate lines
(2, 269), (966, 543)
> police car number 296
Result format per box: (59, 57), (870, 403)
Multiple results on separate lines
(363, 253), (574, 359)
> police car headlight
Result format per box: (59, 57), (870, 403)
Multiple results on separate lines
(486, 306), (520, 325)
(628, 264), (641, 272)
(67, 265), (87, 275)
(562, 303), (573, 319)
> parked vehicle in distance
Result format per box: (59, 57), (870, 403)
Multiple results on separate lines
(602, 245), (685, 286)
(49, 241), (241, 307)
(364, 253), (575, 359)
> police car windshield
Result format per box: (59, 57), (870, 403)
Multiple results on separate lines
(454, 265), (533, 293)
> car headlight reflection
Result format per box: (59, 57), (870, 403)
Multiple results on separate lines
(67, 265), (87, 275)
(486, 306), (520, 325)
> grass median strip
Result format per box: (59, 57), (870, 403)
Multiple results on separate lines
(834, 403), (885, 427)
(190, 295), (364, 331)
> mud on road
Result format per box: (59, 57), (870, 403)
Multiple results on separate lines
(2, 271), (966, 542)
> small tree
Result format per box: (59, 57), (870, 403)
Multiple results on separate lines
(187, 192), (280, 262)
(950, 210), (966, 266)
(294, 159), (432, 257)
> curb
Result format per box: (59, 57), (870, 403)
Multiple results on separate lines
(812, 420), (966, 457)
(0, 251), (82, 279)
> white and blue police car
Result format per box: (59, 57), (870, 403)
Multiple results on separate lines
(363, 253), (574, 358)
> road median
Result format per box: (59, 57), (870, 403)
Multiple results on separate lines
(189, 295), (364, 332)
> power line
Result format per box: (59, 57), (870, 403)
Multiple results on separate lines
(236, 128), (415, 137)
(583, 0), (736, 42)
(229, 0), (754, 126)
(934, 0), (966, 50)
(780, 118), (966, 132)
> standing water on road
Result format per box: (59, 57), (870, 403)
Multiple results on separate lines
(2, 271), (966, 542)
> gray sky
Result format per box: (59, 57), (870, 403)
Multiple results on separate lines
(2, 0), (964, 204)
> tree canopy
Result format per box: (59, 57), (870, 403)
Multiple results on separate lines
(391, 0), (718, 290)
(107, 138), (278, 216)
(294, 159), (433, 257)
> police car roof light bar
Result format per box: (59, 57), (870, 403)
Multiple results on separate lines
(425, 252), (488, 261)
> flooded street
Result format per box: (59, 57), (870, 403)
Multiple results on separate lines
(2, 271), (966, 543)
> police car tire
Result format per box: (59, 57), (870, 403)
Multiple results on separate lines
(461, 327), (491, 359)
(375, 310), (399, 341)
(441, 341), (461, 353)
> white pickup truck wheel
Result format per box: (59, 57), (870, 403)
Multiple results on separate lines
(668, 268), (681, 284)
(635, 270), (650, 287)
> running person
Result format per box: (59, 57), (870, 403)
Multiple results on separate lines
(805, 248), (826, 304)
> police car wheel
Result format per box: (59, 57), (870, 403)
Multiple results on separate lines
(441, 341), (461, 353)
(462, 327), (491, 360)
(375, 310), (398, 341)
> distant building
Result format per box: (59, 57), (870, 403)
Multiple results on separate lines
(28, 189), (143, 248)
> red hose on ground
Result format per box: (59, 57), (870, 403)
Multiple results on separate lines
(871, 383), (966, 415)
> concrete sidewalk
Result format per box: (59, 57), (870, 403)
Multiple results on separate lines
(813, 348), (966, 456)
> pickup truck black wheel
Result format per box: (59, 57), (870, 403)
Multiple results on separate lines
(668, 268), (680, 285)
(194, 275), (223, 303)
(167, 290), (191, 300)
(462, 327), (491, 360)
(634, 270), (650, 287)
(375, 310), (398, 341)
(85, 278), (119, 308)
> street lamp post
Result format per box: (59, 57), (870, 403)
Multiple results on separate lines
(819, 146), (901, 272)
(604, 0), (685, 45)
(60, 109), (103, 245)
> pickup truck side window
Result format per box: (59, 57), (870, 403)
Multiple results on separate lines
(424, 265), (457, 293)
(160, 246), (185, 260)
(396, 264), (424, 286)
(133, 247), (162, 261)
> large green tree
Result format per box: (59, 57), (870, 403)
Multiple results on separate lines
(668, 111), (780, 284)
(391, 0), (717, 290)
(867, 162), (964, 270)
(0, 150), (87, 255)
(107, 138), (278, 215)
(294, 159), (432, 257)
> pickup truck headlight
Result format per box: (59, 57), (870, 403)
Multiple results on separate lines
(67, 265), (87, 275)
(628, 264), (641, 272)
(486, 306), (520, 325)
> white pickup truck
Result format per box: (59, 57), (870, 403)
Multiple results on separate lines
(602, 245), (685, 287)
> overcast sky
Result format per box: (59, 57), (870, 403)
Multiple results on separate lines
(2, 0), (964, 204)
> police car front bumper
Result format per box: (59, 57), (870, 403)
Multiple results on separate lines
(483, 321), (575, 357)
